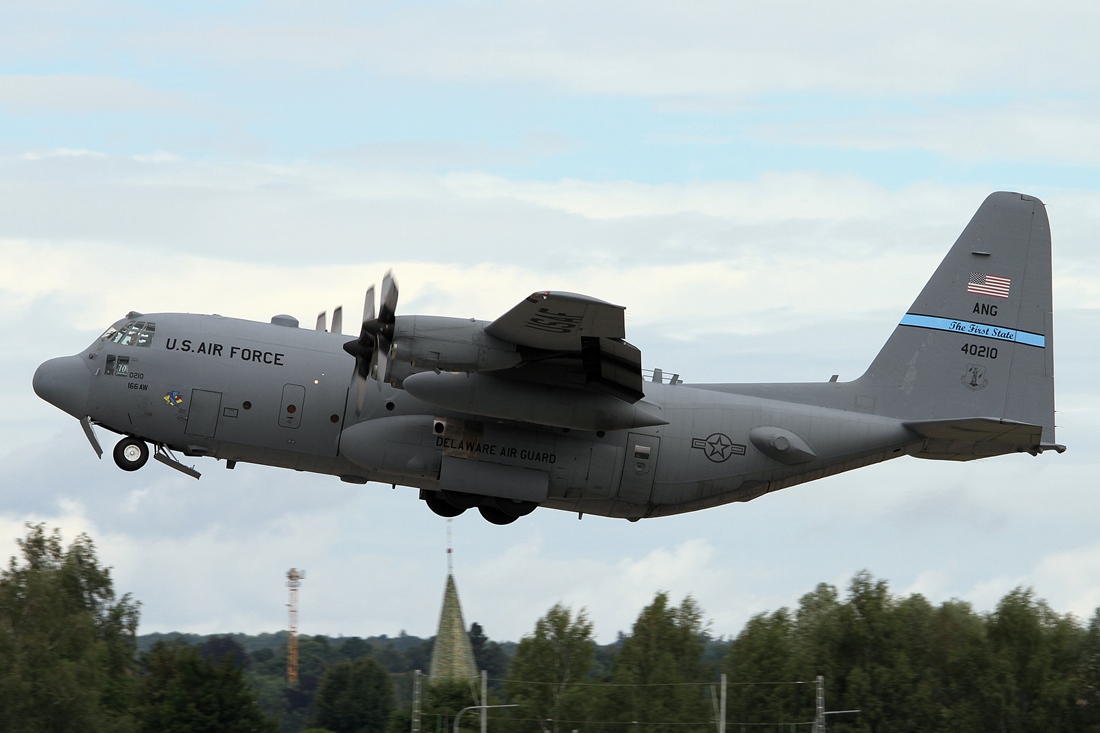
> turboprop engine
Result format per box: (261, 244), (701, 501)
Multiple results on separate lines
(388, 315), (521, 376)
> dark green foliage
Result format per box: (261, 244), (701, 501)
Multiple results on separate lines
(505, 603), (596, 733)
(340, 637), (373, 661)
(10, 519), (1098, 733)
(0, 523), (140, 733)
(134, 640), (277, 733)
(389, 677), (483, 733)
(312, 657), (395, 733)
(470, 622), (510, 688)
(200, 635), (249, 667)
(1081, 610), (1100, 732)
(239, 632), (441, 731)
(724, 571), (1092, 733)
(597, 593), (712, 733)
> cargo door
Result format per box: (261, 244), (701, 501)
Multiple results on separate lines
(617, 432), (660, 504)
(185, 389), (222, 438)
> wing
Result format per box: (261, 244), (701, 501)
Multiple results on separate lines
(485, 291), (625, 348)
(485, 291), (644, 403)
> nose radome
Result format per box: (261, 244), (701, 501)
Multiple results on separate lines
(33, 356), (92, 419)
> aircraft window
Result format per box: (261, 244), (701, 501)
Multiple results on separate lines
(103, 321), (156, 348)
(104, 355), (131, 377)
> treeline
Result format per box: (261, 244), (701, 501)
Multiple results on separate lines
(0, 524), (272, 732)
(5, 525), (1100, 733)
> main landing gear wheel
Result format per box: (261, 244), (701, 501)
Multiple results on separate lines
(440, 490), (482, 510)
(478, 505), (518, 525)
(113, 437), (149, 471)
(486, 497), (538, 518)
(425, 493), (465, 518)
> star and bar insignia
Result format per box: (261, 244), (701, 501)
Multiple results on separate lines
(691, 433), (747, 463)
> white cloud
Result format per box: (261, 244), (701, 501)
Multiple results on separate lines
(100, 1), (1100, 98)
(0, 75), (202, 115)
(766, 99), (1100, 166)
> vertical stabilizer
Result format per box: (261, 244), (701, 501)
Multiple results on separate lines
(857, 192), (1057, 450)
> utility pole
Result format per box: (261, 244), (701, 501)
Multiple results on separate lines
(412, 670), (422, 733)
(812, 675), (825, 733)
(481, 670), (488, 733)
(719, 673), (727, 733)
(287, 568), (305, 686)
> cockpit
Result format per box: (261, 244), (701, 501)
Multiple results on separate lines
(99, 320), (156, 348)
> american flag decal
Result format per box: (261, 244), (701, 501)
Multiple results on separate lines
(967, 272), (1011, 299)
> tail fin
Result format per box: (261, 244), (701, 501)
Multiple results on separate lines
(857, 192), (1060, 456)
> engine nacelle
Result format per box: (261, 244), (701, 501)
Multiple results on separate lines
(390, 315), (521, 373)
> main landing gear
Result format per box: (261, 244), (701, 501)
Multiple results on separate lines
(113, 437), (149, 471)
(422, 490), (539, 524)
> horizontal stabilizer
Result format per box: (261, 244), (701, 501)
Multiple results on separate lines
(903, 417), (1063, 460)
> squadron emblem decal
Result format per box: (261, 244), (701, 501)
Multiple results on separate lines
(691, 433), (747, 463)
(164, 391), (184, 406)
(962, 364), (988, 391)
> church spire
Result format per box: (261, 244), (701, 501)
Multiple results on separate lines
(428, 520), (477, 683)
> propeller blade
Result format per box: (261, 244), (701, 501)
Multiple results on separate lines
(375, 348), (389, 391)
(378, 271), (398, 328)
(362, 285), (376, 325)
(331, 306), (342, 335)
(315, 311), (327, 332)
(345, 275), (398, 411)
(355, 370), (368, 415)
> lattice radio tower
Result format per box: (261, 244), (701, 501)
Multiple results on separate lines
(287, 568), (305, 686)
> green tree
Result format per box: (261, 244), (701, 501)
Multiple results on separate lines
(313, 657), (395, 733)
(601, 593), (711, 733)
(505, 603), (596, 733)
(726, 608), (803, 729)
(986, 588), (1084, 733)
(1081, 609), (1100, 732)
(0, 523), (140, 733)
(134, 641), (277, 733)
(390, 677), (482, 733)
(469, 622), (510, 687)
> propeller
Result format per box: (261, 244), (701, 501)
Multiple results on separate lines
(342, 272), (398, 413)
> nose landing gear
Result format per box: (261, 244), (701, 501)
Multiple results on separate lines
(113, 437), (149, 471)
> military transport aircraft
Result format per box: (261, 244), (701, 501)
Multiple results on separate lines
(33, 192), (1064, 524)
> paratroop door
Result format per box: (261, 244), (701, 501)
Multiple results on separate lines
(617, 432), (660, 504)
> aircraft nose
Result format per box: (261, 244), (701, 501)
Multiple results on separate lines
(33, 355), (92, 419)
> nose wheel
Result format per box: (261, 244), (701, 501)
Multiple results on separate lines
(113, 437), (150, 471)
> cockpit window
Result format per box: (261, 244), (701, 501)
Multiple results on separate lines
(104, 355), (130, 377)
(100, 321), (155, 348)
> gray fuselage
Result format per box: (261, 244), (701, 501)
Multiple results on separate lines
(58, 311), (920, 519)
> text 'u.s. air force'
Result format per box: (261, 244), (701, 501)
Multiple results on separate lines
(164, 338), (285, 366)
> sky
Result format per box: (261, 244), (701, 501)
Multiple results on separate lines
(3, 1), (1100, 646)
